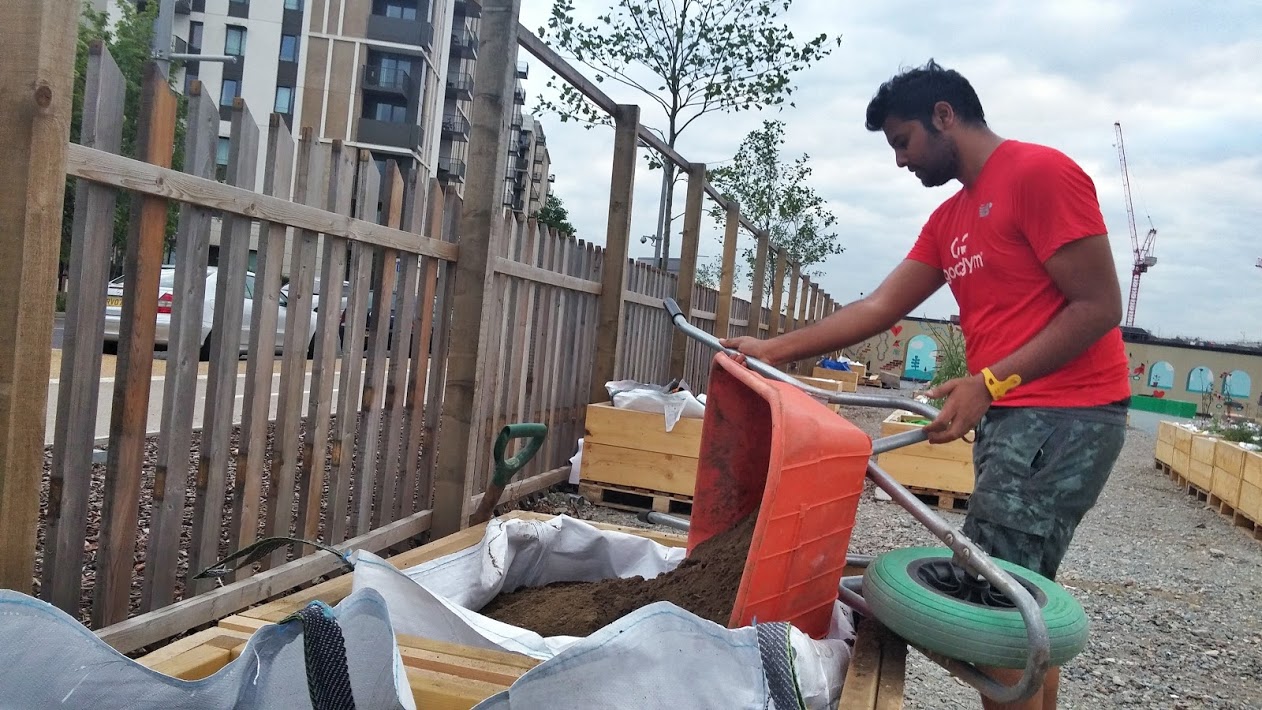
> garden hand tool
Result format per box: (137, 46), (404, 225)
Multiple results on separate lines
(470, 423), (548, 525)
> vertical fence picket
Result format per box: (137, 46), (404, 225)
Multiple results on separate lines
(93, 63), (179, 626)
(44, 43), (125, 614)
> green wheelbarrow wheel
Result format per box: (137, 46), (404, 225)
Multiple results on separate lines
(862, 547), (1089, 669)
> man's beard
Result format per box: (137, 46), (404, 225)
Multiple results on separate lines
(916, 134), (959, 187)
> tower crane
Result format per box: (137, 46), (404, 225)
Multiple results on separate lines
(1114, 121), (1158, 328)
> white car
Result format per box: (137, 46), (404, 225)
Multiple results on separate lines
(103, 266), (319, 360)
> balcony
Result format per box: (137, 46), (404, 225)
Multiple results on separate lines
(438, 157), (467, 183)
(445, 72), (474, 101)
(513, 85), (526, 105)
(450, 25), (479, 59)
(536, 134), (547, 146)
(361, 65), (417, 98)
(174, 0), (191, 14)
(357, 118), (424, 152)
(367, 12), (434, 49)
(516, 61), (528, 79)
(441, 113), (470, 142)
(453, 0), (482, 18)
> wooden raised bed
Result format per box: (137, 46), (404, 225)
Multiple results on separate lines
(136, 511), (907, 709)
(579, 401), (704, 498)
(875, 410), (975, 496)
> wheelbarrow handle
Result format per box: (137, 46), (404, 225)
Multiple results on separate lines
(492, 423), (548, 487)
(661, 297), (1052, 705)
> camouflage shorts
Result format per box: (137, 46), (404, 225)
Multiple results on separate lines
(961, 401), (1127, 581)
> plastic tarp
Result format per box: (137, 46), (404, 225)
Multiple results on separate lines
(0, 587), (414, 709)
(351, 514), (854, 709)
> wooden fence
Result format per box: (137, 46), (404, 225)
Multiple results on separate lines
(1, 0), (842, 654)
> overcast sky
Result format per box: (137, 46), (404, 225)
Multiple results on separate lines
(515, 0), (1261, 343)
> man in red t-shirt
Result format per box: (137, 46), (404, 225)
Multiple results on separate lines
(721, 60), (1129, 710)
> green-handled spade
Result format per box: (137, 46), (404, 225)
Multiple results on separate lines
(469, 423), (548, 525)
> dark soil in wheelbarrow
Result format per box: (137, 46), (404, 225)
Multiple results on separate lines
(478, 509), (759, 638)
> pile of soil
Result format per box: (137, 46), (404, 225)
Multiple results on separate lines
(479, 510), (759, 637)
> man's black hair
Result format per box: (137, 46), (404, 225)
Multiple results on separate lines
(864, 59), (986, 132)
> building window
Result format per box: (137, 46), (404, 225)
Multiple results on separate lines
(274, 86), (294, 114)
(368, 51), (414, 88)
(279, 34), (299, 62)
(216, 136), (230, 181)
(363, 97), (407, 123)
(188, 21), (203, 52)
(184, 71), (199, 95)
(373, 0), (418, 20)
(229, 0), (249, 7)
(224, 26), (247, 56)
(221, 79), (240, 107)
(284, 0), (303, 9)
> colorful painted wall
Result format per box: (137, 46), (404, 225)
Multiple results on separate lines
(841, 317), (1262, 418)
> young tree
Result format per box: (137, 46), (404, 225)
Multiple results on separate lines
(533, 192), (577, 237)
(707, 120), (843, 297)
(65, 0), (187, 279)
(694, 256), (722, 289)
(536, 0), (839, 267)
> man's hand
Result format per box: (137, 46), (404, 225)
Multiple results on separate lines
(719, 336), (785, 367)
(922, 374), (993, 444)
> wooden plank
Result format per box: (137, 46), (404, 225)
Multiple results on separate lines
(584, 402), (704, 458)
(714, 201), (740, 339)
(621, 289), (665, 309)
(401, 180), (445, 516)
(134, 626), (245, 669)
(356, 211), (399, 534)
(262, 130), (324, 569)
(296, 140), (355, 541)
(749, 229), (769, 337)
(327, 164), (377, 544)
(65, 144), (460, 262)
(492, 255), (601, 294)
(431, 2), (523, 537)
(579, 442), (700, 498)
(590, 104), (639, 402)
(669, 163), (706, 379)
(144, 80), (220, 609)
(838, 618), (883, 708)
(417, 188), (461, 511)
(43, 42), (124, 612)
(784, 263), (801, 334)
(187, 97), (259, 598)
(769, 252), (787, 337)
(93, 63), (179, 627)
(373, 161), (414, 528)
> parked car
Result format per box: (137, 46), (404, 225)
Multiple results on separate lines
(103, 266), (319, 360)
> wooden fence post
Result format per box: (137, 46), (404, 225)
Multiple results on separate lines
(784, 262), (800, 335)
(0, 0), (82, 593)
(431, 0), (522, 538)
(714, 201), (740, 339)
(768, 249), (787, 338)
(749, 230), (769, 338)
(43, 42), (124, 612)
(669, 163), (706, 379)
(94, 63), (179, 627)
(590, 103), (639, 403)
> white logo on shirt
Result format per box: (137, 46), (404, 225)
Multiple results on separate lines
(945, 232), (985, 283)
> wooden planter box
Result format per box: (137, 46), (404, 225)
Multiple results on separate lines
(1155, 421), (1177, 467)
(579, 401), (704, 498)
(1171, 426), (1194, 478)
(137, 512), (908, 709)
(1188, 434), (1217, 492)
(875, 410), (974, 495)
(1211, 440), (1248, 509)
(812, 366), (861, 389)
(795, 375), (855, 413)
(1240, 450), (1262, 525)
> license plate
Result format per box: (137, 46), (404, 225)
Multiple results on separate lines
(106, 296), (123, 307)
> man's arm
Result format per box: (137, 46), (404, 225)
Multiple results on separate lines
(923, 234), (1123, 442)
(721, 259), (945, 366)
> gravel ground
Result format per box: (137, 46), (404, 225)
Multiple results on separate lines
(543, 394), (1262, 709)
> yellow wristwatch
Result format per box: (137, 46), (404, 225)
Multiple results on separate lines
(981, 367), (1021, 401)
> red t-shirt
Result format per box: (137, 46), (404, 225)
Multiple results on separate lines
(906, 140), (1131, 408)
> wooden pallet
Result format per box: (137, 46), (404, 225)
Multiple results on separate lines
(578, 481), (693, 515)
(905, 485), (969, 512)
(1160, 461), (1261, 541)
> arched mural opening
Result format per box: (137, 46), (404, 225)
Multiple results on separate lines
(1147, 361), (1174, 390)
(1223, 370), (1252, 398)
(903, 335), (938, 382)
(1187, 366), (1214, 394)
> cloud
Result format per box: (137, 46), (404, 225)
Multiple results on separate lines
(516, 0), (1262, 341)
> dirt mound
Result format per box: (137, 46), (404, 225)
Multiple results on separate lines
(478, 509), (758, 637)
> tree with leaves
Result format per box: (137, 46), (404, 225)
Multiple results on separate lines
(707, 119), (843, 297)
(536, 0), (839, 267)
(533, 192), (577, 237)
(65, 0), (187, 281)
